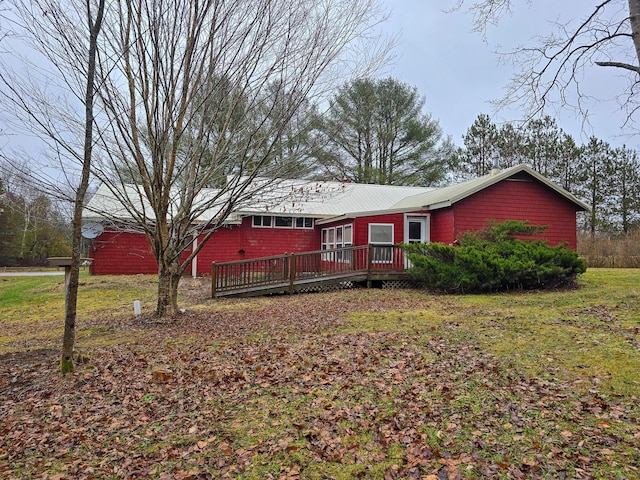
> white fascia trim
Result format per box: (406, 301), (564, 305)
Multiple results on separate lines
(423, 201), (452, 210)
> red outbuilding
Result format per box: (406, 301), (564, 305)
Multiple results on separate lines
(83, 165), (588, 276)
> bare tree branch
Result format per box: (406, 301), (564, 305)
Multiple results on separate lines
(456, 1), (640, 131)
(595, 60), (640, 71)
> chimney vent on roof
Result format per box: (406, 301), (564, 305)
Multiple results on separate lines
(491, 151), (500, 175)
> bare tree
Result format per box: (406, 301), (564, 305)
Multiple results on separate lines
(2, 0), (105, 372)
(0, 160), (71, 263)
(61, 0), (105, 373)
(456, 1), (640, 129)
(95, 0), (387, 316)
(0, 0), (388, 317)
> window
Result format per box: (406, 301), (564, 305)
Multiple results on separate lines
(295, 217), (315, 229)
(321, 224), (353, 262)
(369, 223), (394, 263)
(343, 225), (353, 262)
(253, 215), (313, 229)
(321, 227), (334, 261)
(343, 225), (352, 244)
(369, 224), (393, 244)
(274, 216), (293, 228)
(252, 215), (272, 227)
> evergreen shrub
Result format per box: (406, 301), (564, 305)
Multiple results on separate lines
(402, 220), (586, 293)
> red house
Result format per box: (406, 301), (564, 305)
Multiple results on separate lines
(83, 165), (588, 276)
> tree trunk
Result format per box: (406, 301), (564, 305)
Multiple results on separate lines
(61, 247), (81, 373)
(61, 0), (106, 373)
(629, 0), (640, 67)
(156, 264), (182, 317)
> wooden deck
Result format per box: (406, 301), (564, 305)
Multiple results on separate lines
(211, 245), (413, 298)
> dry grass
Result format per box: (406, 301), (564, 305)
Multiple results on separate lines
(578, 231), (640, 267)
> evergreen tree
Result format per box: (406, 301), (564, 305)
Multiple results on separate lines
(608, 146), (640, 233)
(576, 137), (614, 237)
(496, 122), (525, 168)
(551, 133), (582, 194)
(521, 116), (562, 176)
(460, 113), (499, 176)
(319, 77), (444, 186)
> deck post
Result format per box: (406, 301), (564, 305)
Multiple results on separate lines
(350, 246), (355, 272)
(282, 254), (287, 282)
(288, 253), (296, 294)
(367, 244), (373, 288)
(211, 262), (216, 298)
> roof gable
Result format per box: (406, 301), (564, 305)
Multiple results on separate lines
(391, 165), (589, 212)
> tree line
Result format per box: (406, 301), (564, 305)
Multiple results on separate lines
(0, 170), (71, 266)
(456, 114), (640, 236)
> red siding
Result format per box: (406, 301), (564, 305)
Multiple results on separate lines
(321, 211), (431, 246)
(353, 213), (405, 245)
(89, 178), (580, 275)
(90, 231), (158, 275)
(192, 224), (243, 268)
(430, 209), (455, 245)
(90, 217), (319, 275)
(320, 214), (406, 246)
(452, 179), (579, 248)
(242, 217), (319, 256)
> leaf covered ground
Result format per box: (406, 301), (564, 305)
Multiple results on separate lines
(0, 271), (639, 479)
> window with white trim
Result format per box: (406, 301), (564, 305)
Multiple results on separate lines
(252, 215), (314, 229)
(252, 215), (272, 227)
(321, 224), (353, 262)
(369, 223), (394, 263)
(296, 217), (315, 229)
(274, 216), (293, 228)
(343, 225), (353, 262)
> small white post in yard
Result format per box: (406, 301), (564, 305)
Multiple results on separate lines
(133, 300), (141, 316)
(191, 234), (198, 278)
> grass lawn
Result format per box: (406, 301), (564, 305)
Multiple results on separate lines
(0, 269), (638, 479)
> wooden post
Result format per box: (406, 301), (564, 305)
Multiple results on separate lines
(350, 246), (355, 273)
(211, 262), (216, 298)
(47, 257), (93, 309)
(367, 244), (373, 289)
(288, 253), (296, 294)
(282, 254), (288, 281)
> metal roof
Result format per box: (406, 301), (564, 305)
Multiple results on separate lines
(83, 179), (434, 223)
(82, 165), (588, 224)
(232, 181), (434, 217)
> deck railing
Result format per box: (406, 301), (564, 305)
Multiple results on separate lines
(211, 244), (407, 297)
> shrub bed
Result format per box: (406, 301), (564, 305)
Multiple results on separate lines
(403, 220), (586, 293)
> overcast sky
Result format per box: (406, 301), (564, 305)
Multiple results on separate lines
(377, 1), (634, 148)
(0, 1), (635, 162)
